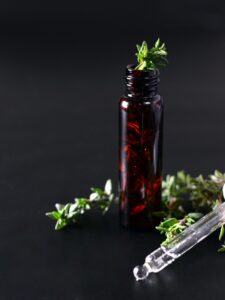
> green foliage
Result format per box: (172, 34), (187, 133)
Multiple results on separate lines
(218, 244), (225, 253)
(46, 170), (225, 253)
(135, 39), (168, 71)
(46, 180), (115, 230)
(157, 170), (225, 251)
(156, 213), (203, 245)
(219, 224), (225, 241)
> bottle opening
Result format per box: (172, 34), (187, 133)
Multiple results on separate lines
(126, 65), (160, 98)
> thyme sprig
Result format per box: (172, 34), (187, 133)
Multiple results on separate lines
(156, 170), (225, 252)
(135, 39), (168, 71)
(46, 180), (115, 230)
(156, 212), (203, 245)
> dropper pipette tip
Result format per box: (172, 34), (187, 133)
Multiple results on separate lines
(133, 263), (151, 281)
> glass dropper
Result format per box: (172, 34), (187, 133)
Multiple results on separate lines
(133, 184), (225, 281)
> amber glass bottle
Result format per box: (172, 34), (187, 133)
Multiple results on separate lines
(119, 65), (163, 230)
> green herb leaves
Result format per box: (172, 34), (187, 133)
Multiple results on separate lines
(46, 180), (115, 230)
(46, 171), (225, 254)
(156, 213), (203, 245)
(218, 224), (225, 252)
(135, 39), (168, 71)
(156, 170), (225, 251)
(161, 170), (225, 219)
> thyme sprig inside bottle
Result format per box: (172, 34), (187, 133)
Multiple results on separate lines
(119, 39), (168, 229)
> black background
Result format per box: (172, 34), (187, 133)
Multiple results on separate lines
(0, 1), (225, 299)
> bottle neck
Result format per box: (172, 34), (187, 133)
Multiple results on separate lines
(125, 65), (160, 98)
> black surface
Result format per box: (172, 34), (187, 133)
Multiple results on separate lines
(0, 1), (225, 299)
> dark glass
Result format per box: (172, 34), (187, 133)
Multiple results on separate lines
(119, 65), (163, 229)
